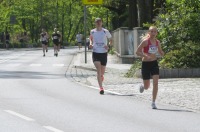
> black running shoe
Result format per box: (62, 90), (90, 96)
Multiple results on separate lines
(100, 88), (104, 95)
(43, 54), (45, 57)
(46, 49), (48, 52)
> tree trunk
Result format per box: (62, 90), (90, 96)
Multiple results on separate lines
(137, 0), (153, 27)
(128, 0), (137, 29)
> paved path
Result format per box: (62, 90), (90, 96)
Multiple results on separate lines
(67, 50), (200, 112)
(2, 48), (200, 132)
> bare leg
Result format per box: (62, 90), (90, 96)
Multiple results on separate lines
(54, 45), (58, 56)
(45, 44), (48, 52)
(54, 44), (56, 54)
(152, 75), (159, 102)
(58, 44), (60, 51)
(101, 65), (106, 81)
(78, 43), (81, 50)
(42, 44), (45, 55)
(101, 65), (106, 76)
(94, 61), (103, 88)
(143, 80), (150, 90)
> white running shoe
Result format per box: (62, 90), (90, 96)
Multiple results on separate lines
(139, 84), (144, 93)
(151, 102), (157, 109)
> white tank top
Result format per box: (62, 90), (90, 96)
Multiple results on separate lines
(90, 28), (112, 53)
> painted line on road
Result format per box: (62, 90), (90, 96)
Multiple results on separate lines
(30, 64), (42, 67)
(53, 64), (65, 67)
(6, 63), (21, 67)
(43, 126), (64, 132)
(4, 110), (35, 121)
(88, 86), (124, 96)
(0, 54), (26, 64)
(0, 60), (8, 63)
(66, 73), (125, 96)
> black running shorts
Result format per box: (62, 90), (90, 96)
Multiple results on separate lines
(92, 52), (107, 66)
(53, 40), (59, 46)
(141, 60), (159, 80)
(42, 41), (47, 45)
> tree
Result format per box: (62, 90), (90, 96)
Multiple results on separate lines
(156, 0), (200, 68)
(128, 0), (137, 29)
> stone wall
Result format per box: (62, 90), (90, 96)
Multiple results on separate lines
(135, 68), (200, 78)
(111, 27), (146, 64)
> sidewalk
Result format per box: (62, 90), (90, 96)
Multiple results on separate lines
(66, 50), (200, 112)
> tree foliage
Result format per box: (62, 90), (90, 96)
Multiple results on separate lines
(0, 0), (112, 45)
(155, 0), (200, 68)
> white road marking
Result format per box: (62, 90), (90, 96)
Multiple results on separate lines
(53, 64), (64, 67)
(88, 86), (124, 96)
(43, 126), (64, 132)
(6, 64), (21, 67)
(30, 64), (42, 67)
(0, 60), (8, 63)
(4, 110), (35, 121)
(0, 53), (26, 64)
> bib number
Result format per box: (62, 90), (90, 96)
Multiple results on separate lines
(53, 36), (58, 39)
(148, 45), (157, 54)
(96, 42), (104, 47)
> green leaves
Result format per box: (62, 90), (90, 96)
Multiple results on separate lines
(155, 0), (200, 68)
(0, 0), (114, 44)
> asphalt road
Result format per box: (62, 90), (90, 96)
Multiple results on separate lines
(0, 48), (200, 132)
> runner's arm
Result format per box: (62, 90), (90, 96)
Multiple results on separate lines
(136, 40), (148, 58)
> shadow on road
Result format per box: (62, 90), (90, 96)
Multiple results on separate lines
(155, 108), (193, 113)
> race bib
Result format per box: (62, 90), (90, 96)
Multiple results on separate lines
(148, 45), (158, 54)
(96, 42), (104, 47)
(42, 37), (46, 41)
(53, 36), (58, 39)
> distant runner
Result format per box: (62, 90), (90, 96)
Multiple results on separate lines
(52, 28), (61, 57)
(76, 32), (82, 50)
(40, 28), (49, 57)
(5, 31), (10, 50)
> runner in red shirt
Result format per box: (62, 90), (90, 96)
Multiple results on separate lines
(136, 26), (164, 109)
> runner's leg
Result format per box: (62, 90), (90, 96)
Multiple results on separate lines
(54, 44), (56, 55)
(152, 75), (159, 102)
(101, 65), (106, 81)
(42, 44), (45, 56)
(94, 61), (103, 88)
(143, 80), (150, 89)
(45, 44), (48, 52)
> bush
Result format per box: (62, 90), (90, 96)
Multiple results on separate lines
(125, 59), (141, 78)
(159, 41), (200, 68)
(152, 0), (200, 68)
(108, 46), (115, 55)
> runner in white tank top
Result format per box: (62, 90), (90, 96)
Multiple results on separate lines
(89, 18), (112, 95)
(90, 28), (111, 53)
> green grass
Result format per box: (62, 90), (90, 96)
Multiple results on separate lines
(125, 59), (141, 78)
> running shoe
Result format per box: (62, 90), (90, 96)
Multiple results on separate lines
(46, 49), (48, 52)
(151, 102), (157, 109)
(43, 54), (45, 57)
(100, 87), (104, 95)
(56, 53), (58, 57)
(139, 84), (144, 93)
